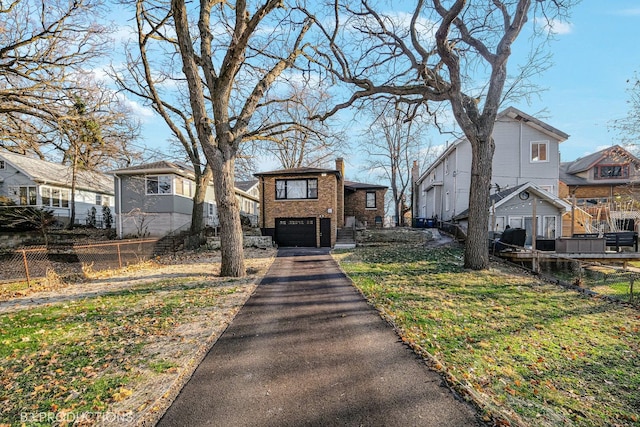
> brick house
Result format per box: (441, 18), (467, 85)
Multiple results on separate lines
(254, 159), (387, 247)
(344, 181), (387, 228)
(559, 145), (640, 231)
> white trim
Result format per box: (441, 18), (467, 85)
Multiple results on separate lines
(530, 140), (550, 163)
(543, 215), (557, 239)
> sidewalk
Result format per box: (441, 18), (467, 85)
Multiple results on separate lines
(157, 247), (481, 426)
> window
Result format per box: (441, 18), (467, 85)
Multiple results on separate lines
(41, 187), (70, 207)
(175, 177), (194, 197)
(146, 175), (172, 194)
(96, 194), (102, 206)
(539, 185), (554, 194)
(10, 186), (37, 205)
(275, 179), (318, 200)
(366, 191), (376, 208)
(543, 216), (556, 239)
(531, 141), (549, 162)
(595, 164), (629, 179)
(0, 160), (4, 169)
(509, 216), (523, 229)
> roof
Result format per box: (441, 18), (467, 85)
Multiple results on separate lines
(111, 160), (195, 178)
(559, 162), (588, 186)
(498, 106), (569, 141)
(344, 180), (388, 191)
(0, 151), (114, 195)
(564, 145), (640, 175)
(254, 166), (341, 178)
(453, 182), (571, 220)
(235, 179), (259, 192)
(112, 160), (258, 199)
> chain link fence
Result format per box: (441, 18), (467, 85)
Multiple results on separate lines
(0, 239), (161, 285)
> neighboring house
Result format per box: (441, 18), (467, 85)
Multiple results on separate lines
(254, 158), (388, 248)
(112, 161), (260, 238)
(453, 182), (571, 245)
(0, 151), (115, 227)
(235, 179), (260, 226)
(344, 180), (387, 228)
(413, 106), (569, 228)
(559, 145), (640, 232)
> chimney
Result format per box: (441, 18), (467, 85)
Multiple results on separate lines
(335, 157), (345, 178)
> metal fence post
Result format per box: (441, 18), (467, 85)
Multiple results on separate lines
(21, 250), (31, 287)
(630, 276), (635, 303)
(117, 243), (122, 269)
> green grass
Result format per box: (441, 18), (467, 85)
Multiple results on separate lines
(544, 265), (639, 302)
(335, 246), (640, 426)
(0, 278), (247, 425)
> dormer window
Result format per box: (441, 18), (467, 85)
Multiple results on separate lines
(595, 164), (629, 179)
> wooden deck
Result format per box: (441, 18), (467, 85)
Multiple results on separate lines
(498, 250), (640, 265)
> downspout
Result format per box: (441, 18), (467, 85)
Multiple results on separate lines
(116, 175), (123, 239)
(519, 120), (523, 183)
(453, 148), (458, 217)
(260, 177), (265, 229)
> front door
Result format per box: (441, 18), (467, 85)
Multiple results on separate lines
(320, 218), (331, 247)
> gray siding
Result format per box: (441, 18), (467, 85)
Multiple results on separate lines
(116, 174), (196, 216)
(491, 197), (561, 240)
(492, 119), (560, 193)
(416, 111), (564, 224)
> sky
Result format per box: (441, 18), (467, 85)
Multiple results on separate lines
(511, 1), (640, 163)
(111, 2), (640, 174)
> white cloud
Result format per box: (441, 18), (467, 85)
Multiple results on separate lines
(534, 17), (573, 35)
(616, 8), (640, 16)
(538, 18), (574, 35)
(115, 93), (156, 120)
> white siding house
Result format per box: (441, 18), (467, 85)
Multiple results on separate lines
(414, 106), (569, 231)
(0, 151), (115, 227)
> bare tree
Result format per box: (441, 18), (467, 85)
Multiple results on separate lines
(254, 82), (346, 169)
(0, 0), (109, 150)
(360, 99), (435, 226)
(121, 1), (313, 276)
(612, 74), (640, 147)
(110, 1), (213, 239)
(304, 0), (576, 270)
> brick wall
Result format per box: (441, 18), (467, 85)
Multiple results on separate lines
(344, 188), (386, 227)
(258, 173), (339, 247)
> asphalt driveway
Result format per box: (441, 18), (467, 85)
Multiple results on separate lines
(158, 247), (481, 426)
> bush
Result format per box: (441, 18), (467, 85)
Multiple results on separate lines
(0, 198), (55, 232)
(102, 205), (113, 229)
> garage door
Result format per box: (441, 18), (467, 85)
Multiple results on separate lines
(275, 217), (316, 247)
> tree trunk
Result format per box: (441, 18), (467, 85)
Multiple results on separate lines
(464, 134), (495, 270)
(189, 166), (213, 241)
(67, 147), (78, 230)
(210, 148), (245, 277)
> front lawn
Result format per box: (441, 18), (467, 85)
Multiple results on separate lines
(335, 245), (640, 426)
(0, 250), (275, 426)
